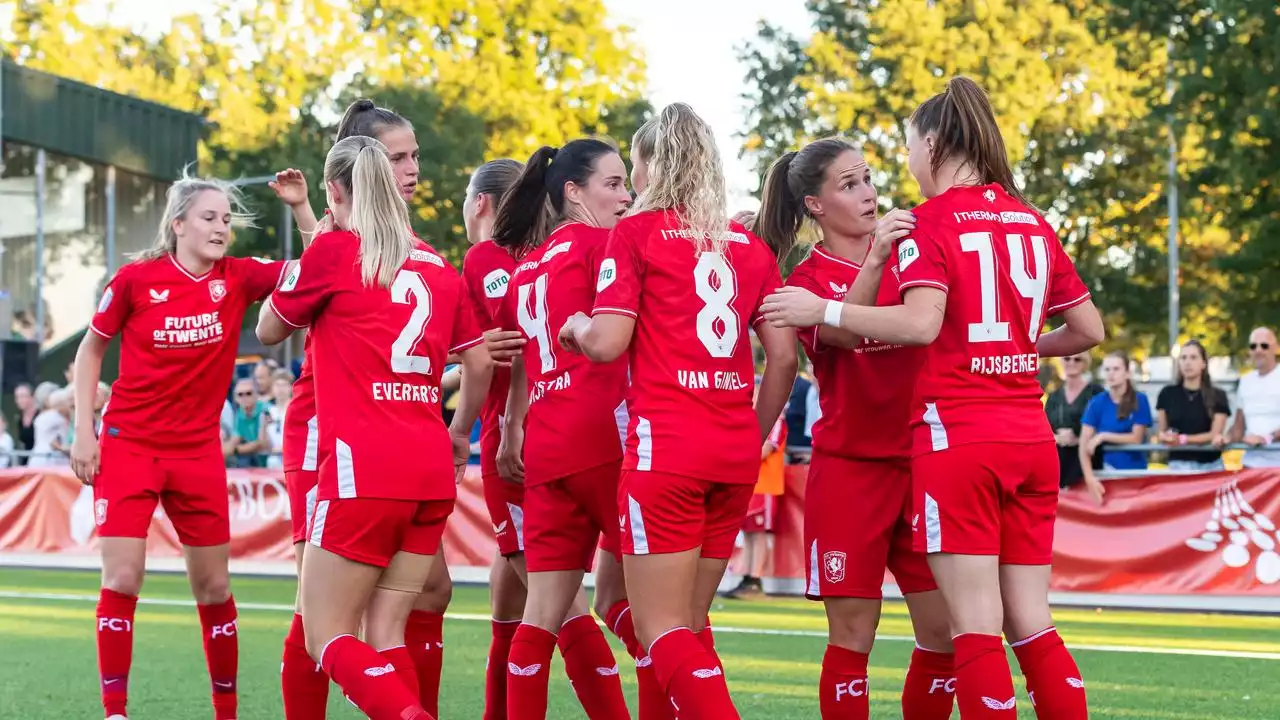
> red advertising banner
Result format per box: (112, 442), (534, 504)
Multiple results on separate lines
(1, 466), (1277, 597)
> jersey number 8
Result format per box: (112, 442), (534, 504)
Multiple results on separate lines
(694, 251), (740, 358)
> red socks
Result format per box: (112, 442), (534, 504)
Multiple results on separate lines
(696, 620), (722, 668)
(818, 644), (869, 719)
(505, 623), (558, 720)
(605, 601), (671, 720)
(197, 596), (239, 720)
(953, 633), (1018, 717)
(282, 613), (330, 720)
(320, 634), (432, 720)
(558, 614), (630, 719)
(901, 646), (956, 719)
(650, 628), (740, 720)
(96, 588), (137, 718)
(381, 645), (421, 700)
(485, 620), (521, 720)
(1011, 627), (1089, 719)
(406, 610), (445, 715)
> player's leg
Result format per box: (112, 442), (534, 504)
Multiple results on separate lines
(483, 474), (527, 720)
(92, 440), (159, 720)
(914, 445), (1013, 719)
(623, 472), (738, 719)
(596, 538), (665, 720)
(1002, 442), (1087, 720)
(886, 459), (956, 720)
(167, 453), (239, 720)
(406, 547), (451, 714)
(690, 483), (755, 666)
(302, 498), (435, 720)
(282, 473), (328, 720)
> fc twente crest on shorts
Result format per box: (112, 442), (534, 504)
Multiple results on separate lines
(209, 279), (227, 303)
(823, 550), (846, 583)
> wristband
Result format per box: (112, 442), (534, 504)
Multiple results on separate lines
(1179, 434), (1188, 445)
(823, 300), (844, 328)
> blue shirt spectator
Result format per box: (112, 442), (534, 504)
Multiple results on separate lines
(1081, 352), (1152, 473)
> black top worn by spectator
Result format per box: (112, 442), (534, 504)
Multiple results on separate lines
(1046, 382), (1103, 487)
(1157, 385), (1230, 463)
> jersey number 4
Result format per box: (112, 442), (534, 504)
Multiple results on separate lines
(960, 232), (1048, 344)
(517, 274), (556, 373)
(390, 269), (432, 374)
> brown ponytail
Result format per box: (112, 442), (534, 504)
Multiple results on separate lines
(910, 77), (1028, 207)
(755, 137), (860, 263)
(1108, 351), (1138, 419)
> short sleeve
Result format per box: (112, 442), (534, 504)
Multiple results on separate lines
(449, 274), (486, 354)
(1213, 388), (1231, 416)
(785, 264), (823, 354)
(895, 224), (949, 298)
(751, 255), (784, 328)
(232, 256), (288, 302)
(269, 240), (337, 329)
(89, 266), (134, 339)
(1156, 385), (1174, 412)
(460, 245), (496, 327)
(1081, 394), (1103, 429)
(1135, 393), (1154, 427)
(1045, 237), (1090, 316)
(592, 221), (643, 318)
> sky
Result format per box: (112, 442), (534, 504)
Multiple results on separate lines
(55, 0), (813, 207)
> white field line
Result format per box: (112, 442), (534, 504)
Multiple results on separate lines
(1, 590), (1277, 661)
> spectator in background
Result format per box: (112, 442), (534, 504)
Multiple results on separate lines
(784, 372), (813, 462)
(1231, 327), (1280, 468)
(1045, 353), (1103, 487)
(1079, 352), (1152, 504)
(264, 369), (294, 470)
(725, 381), (787, 600)
(804, 375), (821, 441)
(13, 383), (37, 465)
(1156, 340), (1231, 470)
(223, 378), (268, 468)
(0, 415), (15, 468)
(252, 359), (279, 396)
(29, 382), (70, 468)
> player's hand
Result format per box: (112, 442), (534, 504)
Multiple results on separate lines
(484, 329), (526, 366)
(1083, 476), (1106, 506)
(70, 433), (100, 486)
(732, 210), (757, 231)
(558, 312), (589, 354)
(497, 425), (525, 484)
(450, 431), (471, 485)
(268, 168), (310, 208)
(1245, 433), (1268, 447)
(761, 286), (825, 329)
(872, 208), (915, 262)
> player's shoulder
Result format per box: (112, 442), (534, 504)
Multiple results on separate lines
(463, 238), (514, 273)
(406, 238), (453, 274)
(308, 229), (360, 258)
(613, 209), (666, 240)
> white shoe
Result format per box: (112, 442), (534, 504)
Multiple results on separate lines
(106, 715), (128, 720)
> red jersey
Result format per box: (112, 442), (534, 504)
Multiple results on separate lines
(501, 223), (627, 485)
(281, 335), (316, 473)
(896, 184), (1091, 454)
(91, 253), (285, 457)
(592, 210), (782, 484)
(269, 231), (484, 501)
(461, 240), (517, 480)
(788, 245), (923, 461)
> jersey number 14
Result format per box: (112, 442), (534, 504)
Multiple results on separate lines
(960, 232), (1048, 344)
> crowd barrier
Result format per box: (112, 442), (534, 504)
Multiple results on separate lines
(1, 465), (1276, 605)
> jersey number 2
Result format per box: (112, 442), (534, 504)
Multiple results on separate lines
(694, 252), (740, 358)
(390, 269), (432, 374)
(960, 232), (1048, 344)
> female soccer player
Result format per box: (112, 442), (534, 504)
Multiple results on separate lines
(491, 138), (634, 720)
(70, 177), (287, 720)
(560, 103), (798, 718)
(257, 134), (492, 720)
(756, 137), (955, 720)
(270, 99), (456, 717)
(457, 157), (541, 718)
(761, 77), (1104, 720)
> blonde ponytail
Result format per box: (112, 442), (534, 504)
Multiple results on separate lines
(628, 103), (729, 253)
(324, 136), (412, 288)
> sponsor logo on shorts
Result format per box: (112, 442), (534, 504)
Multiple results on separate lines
(209, 279), (227, 303)
(94, 499), (108, 527)
(823, 550), (846, 584)
(493, 521), (509, 535)
(364, 663), (395, 677)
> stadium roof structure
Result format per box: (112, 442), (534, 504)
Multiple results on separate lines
(1, 59), (203, 180)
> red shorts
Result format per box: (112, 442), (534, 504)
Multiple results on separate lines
(524, 460), (622, 573)
(285, 469), (319, 545)
(619, 470), (754, 559)
(482, 473), (526, 557)
(742, 494), (778, 533)
(804, 454), (936, 600)
(912, 441), (1059, 564)
(92, 438), (229, 547)
(308, 497), (455, 568)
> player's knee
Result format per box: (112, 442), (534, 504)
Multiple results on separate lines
(414, 575), (453, 613)
(914, 618), (954, 653)
(102, 565), (145, 597)
(826, 606), (878, 653)
(189, 572), (231, 605)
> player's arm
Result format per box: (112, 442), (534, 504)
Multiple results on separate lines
(821, 209), (915, 348)
(755, 322), (798, 442)
(257, 297), (296, 346)
(1037, 300), (1105, 357)
(258, 244), (332, 345)
(1076, 423), (1106, 505)
(562, 313), (634, 363)
(498, 355), (529, 483)
(448, 342), (493, 482)
(70, 331), (109, 484)
(761, 285), (946, 346)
